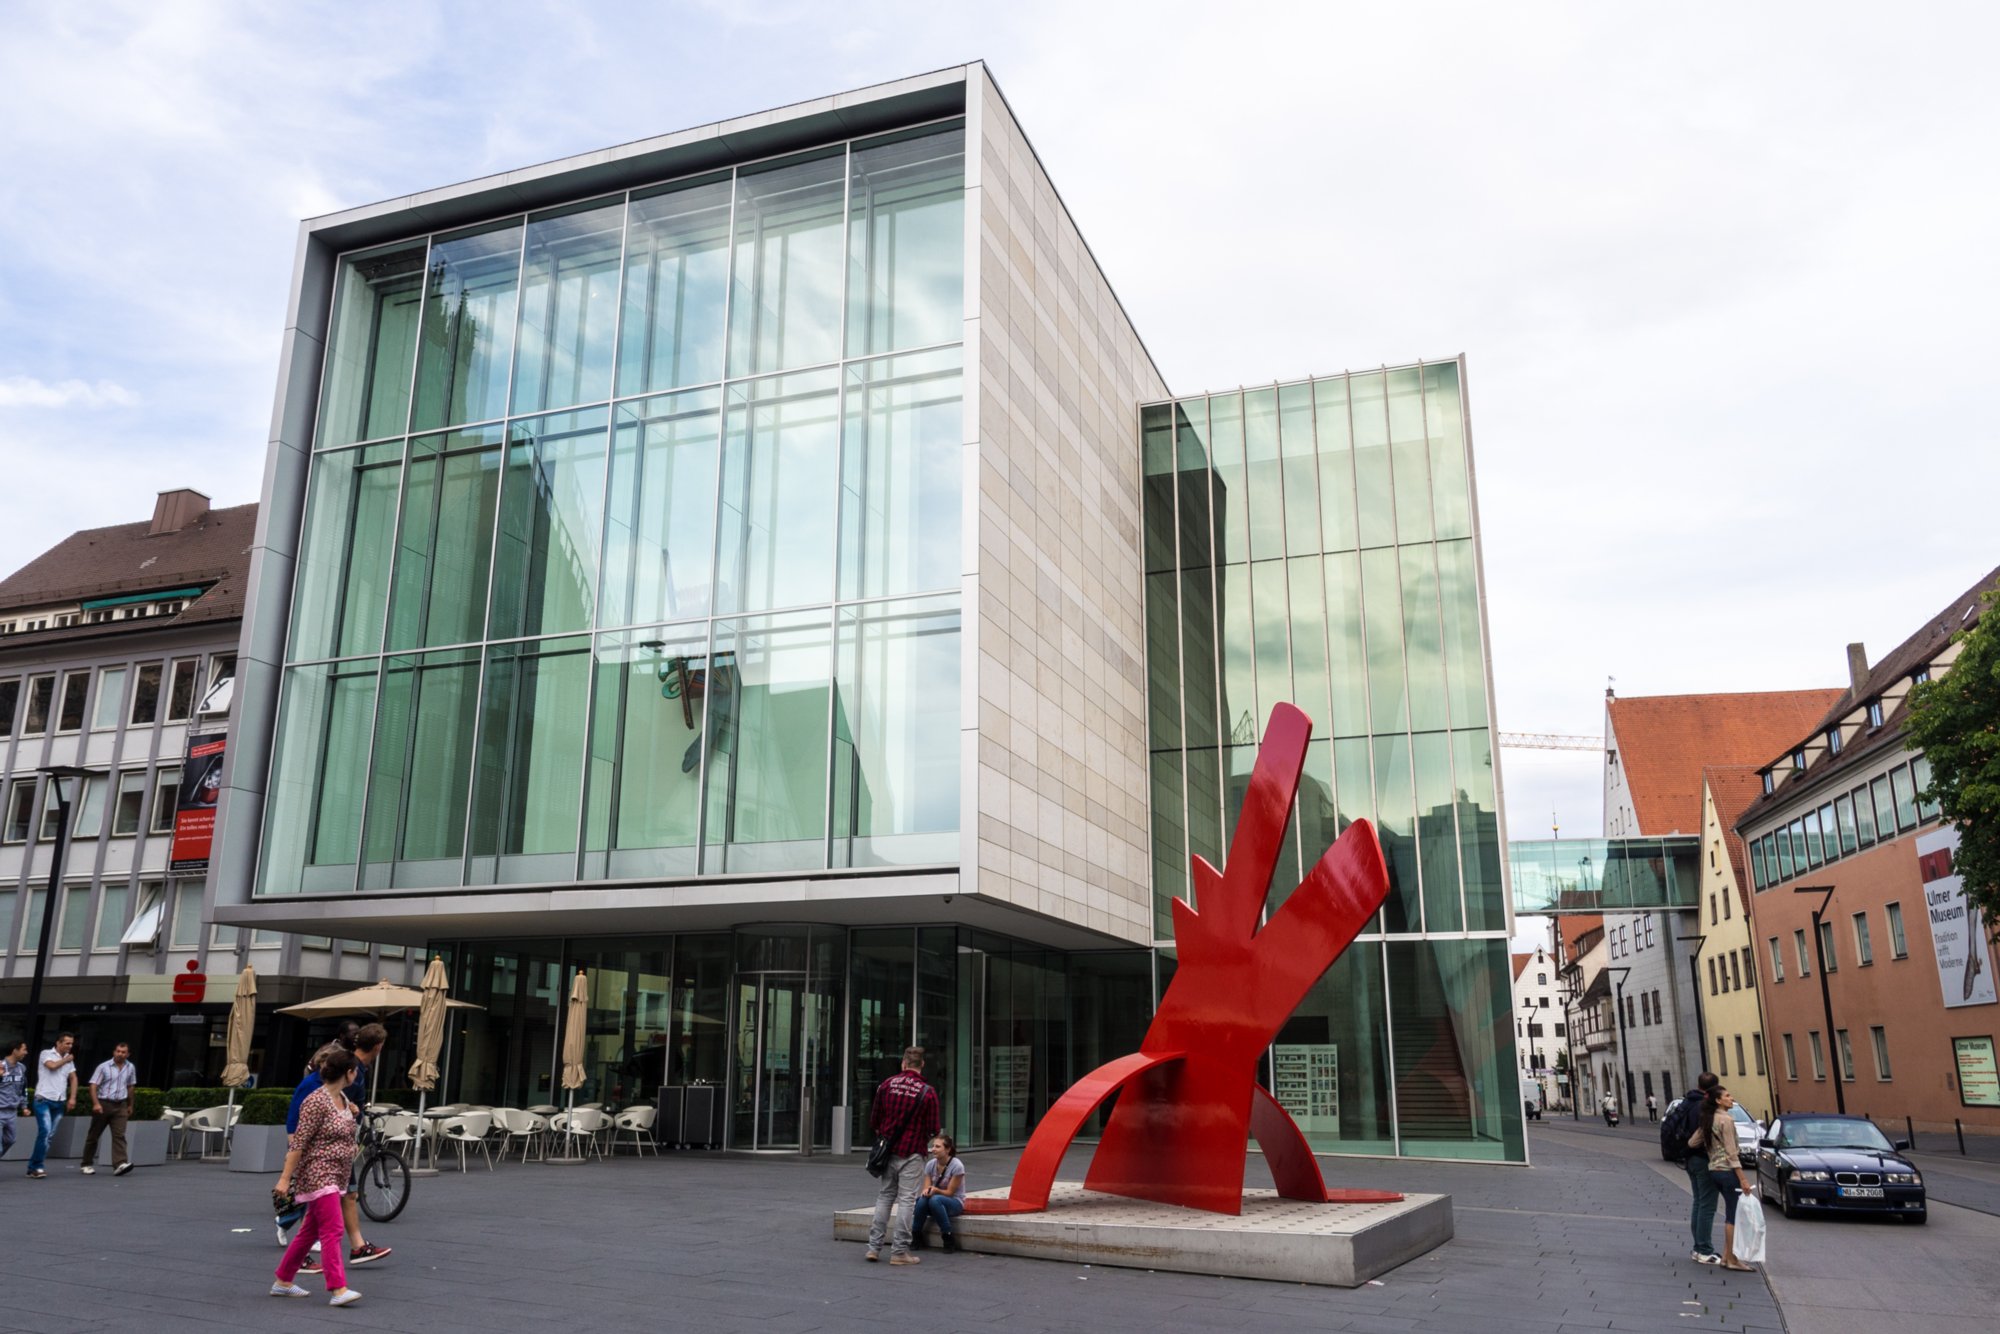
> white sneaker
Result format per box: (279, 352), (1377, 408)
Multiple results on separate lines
(330, 1288), (362, 1307)
(270, 1282), (311, 1298)
(1692, 1250), (1722, 1265)
(79, 1166), (95, 1175)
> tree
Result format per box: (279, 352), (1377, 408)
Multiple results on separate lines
(1906, 585), (2000, 930)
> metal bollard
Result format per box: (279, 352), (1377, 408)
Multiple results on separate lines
(1957, 1118), (1967, 1155)
(799, 1088), (813, 1157)
(1907, 1116), (1916, 1151)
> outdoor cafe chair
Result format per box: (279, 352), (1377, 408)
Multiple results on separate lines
(611, 1105), (658, 1156)
(438, 1112), (495, 1172)
(492, 1108), (548, 1163)
(162, 1107), (187, 1157)
(525, 1103), (560, 1117)
(183, 1105), (239, 1161)
(377, 1113), (423, 1161)
(550, 1107), (610, 1160)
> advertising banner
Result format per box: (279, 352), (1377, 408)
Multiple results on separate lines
(1917, 827), (1997, 1009)
(1955, 1036), (1999, 1108)
(169, 732), (226, 874)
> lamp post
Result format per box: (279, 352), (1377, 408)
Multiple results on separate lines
(1609, 965), (1634, 1118)
(1521, 997), (1544, 1110)
(1678, 932), (1708, 1084)
(24, 766), (103, 1056)
(1795, 885), (1843, 1113)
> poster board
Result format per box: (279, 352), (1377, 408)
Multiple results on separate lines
(1955, 1036), (1999, 1108)
(169, 731), (227, 873)
(1272, 1044), (1340, 1137)
(1917, 828), (1998, 1009)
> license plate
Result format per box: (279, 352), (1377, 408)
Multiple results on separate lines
(1839, 1186), (1884, 1198)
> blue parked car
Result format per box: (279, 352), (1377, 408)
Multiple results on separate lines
(1755, 1113), (1926, 1223)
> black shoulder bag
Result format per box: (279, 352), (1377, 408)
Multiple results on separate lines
(866, 1083), (922, 1177)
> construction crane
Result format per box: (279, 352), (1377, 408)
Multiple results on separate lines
(1497, 732), (1600, 753)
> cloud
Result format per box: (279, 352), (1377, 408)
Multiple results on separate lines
(0, 376), (137, 409)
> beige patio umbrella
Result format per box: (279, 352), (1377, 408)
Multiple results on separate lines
(552, 970), (590, 1164)
(407, 958), (450, 1170)
(219, 965), (257, 1148)
(279, 978), (483, 1118)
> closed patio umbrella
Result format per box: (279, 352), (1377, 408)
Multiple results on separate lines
(219, 965), (257, 1151)
(552, 970), (590, 1164)
(407, 957), (450, 1172)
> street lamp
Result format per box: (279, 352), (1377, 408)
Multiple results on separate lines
(1609, 965), (1635, 1118)
(1521, 997), (1544, 1113)
(1677, 932), (1708, 1083)
(24, 766), (104, 1056)
(1795, 885), (1843, 1114)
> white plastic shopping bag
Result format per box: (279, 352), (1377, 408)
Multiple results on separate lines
(1734, 1192), (1767, 1263)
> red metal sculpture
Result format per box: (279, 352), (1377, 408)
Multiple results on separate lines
(967, 703), (1402, 1216)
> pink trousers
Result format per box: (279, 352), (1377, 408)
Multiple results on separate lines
(276, 1192), (346, 1290)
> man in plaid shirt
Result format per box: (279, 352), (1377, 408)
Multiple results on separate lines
(866, 1046), (940, 1265)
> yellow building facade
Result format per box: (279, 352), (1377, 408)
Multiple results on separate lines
(1697, 769), (1774, 1121)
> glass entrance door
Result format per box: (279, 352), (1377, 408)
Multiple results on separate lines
(732, 971), (835, 1149)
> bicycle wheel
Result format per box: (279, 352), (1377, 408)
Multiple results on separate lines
(356, 1148), (410, 1223)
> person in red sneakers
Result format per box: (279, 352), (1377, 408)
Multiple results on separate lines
(269, 1049), (364, 1307)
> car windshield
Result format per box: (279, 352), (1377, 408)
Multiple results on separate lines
(1729, 1106), (1755, 1125)
(1779, 1118), (1893, 1151)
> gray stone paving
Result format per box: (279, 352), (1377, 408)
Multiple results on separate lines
(0, 1126), (1782, 1332)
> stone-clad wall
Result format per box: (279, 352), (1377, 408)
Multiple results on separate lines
(964, 66), (1169, 945)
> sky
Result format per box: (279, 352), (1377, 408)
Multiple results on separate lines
(2, 1), (1995, 841)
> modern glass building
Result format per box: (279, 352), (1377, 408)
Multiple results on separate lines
(216, 63), (1521, 1161)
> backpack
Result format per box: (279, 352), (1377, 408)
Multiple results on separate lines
(1660, 1094), (1702, 1163)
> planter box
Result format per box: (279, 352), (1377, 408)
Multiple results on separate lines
(46, 1113), (89, 1159)
(126, 1120), (169, 1167)
(229, 1123), (292, 1173)
(40, 1112), (171, 1165)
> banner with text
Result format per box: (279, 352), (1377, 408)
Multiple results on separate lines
(169, 732), (226, 874)
(1917, 826), (1997, 1009)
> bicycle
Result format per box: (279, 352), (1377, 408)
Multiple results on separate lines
(353, 1108), (411, 1223)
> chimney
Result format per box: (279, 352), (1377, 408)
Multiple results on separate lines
(150, 489), (211, 536)
(1845, 642), (1869, 694)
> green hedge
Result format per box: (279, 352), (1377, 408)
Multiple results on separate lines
(133, 1088), (167, 1122)
(162, 1086), (297, 1115)
(240, 1092), (294, 1126)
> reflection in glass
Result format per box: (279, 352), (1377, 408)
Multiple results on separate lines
(1423, 362), (1471, 540)
(1454, 730), (1505, 930)
(602, 390), (720, 628)
(1280, 941), (1394, 1154)
(846, 128), (965, 358)
(1360, 547), (1407, 734)
(1387, 367), (1431, 544)
(1400, 544), (1448, 732)
(469, 636), (591, 882)
(1278, 381), (1319, 556)
(1142, 404), (1175, 575)
(289, 442), (403, 662)
(319, 242), (425, 448)
(1250, 561), (1290, 725)
(359, 647), (479, 888)
(831, 598), (960, 867)
(617, 175), (731, 395)
(716, 370), (838, 613)
(1219, 564), (1255, 744)
(1324, 552), (1369, 739)
(1435, 540), (1487, 730)
(512, 199), (623, 414)
(1151, 751), (1186, 934)
(1209, 393), (1248, 565)
(488, 408), (610, 639)
(1350, 372), (1394, 548)
(413, 221), (523, 431)
(1313, 376), (1359, 552)
(260, 662), (379, 893)
(703, 611), (831, 872)
(583, 625), (709, 879)
(1413, 732), (1460, 931)
(838, 348), (961, 600)
(728, 151), (846, 378)
(1145, 572), (1181, 750)
(385, 426), (503, 650)
(1389, 938), (1524, 1160)
(1243, 388), (1285, 563)
(1373, 733), (1418, 931)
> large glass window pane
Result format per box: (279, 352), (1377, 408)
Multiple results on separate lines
(488, 407), (611, 640)
(1286, 558), (1332, 738)
(1279, 940), (1394, 1154)
(1208, 394), (1249, 565)
(702, 610), (831, 872)
(838, 347), (961, 600)
(92, 667), (126, 731)
(845, 127), (965, 358)
(0, 679), (16, 737)
(1250, 562), (1291, 727)
(1151, 751), (1186, 935)
(1350, 372), (1395, 548)
(94, 882), (127, 951)
(1313, 377), (1359, 553)
(110, 771), (145, 836)
(318, 241), (426, 449)
(1400, 545), (1447, 732)
(1373, 734), (1419, 932)
(58, 884), (89, 952)
(727, 150), (846, 377)
(1142, 404), (1175, 575)
(1413, 732), (1461, 931)
(1243, 388), (1285, 563)
(831, 597), (960, 867)
(70, 776), (106, 839)
(1870, 775), (1894, 838)
(1278, 381), (1320, 556)
(358, 647), (479, 889)
(129, 664), (161, 727)
(1422, 362), (1472, 541)
(511, 199), (623, 414)
(412, 221), (523, 431)
(1177, 402), (1220, 750)
(603, 389), (721, 629)
(258, 662), (379, 894)
(1911, 754), (1940, 821)
(1853, 785), (1877, 845)
(1435, 539), (1488, 731)
(716, 369), (838, 614)
(385, 425), (504, 649)
(1218, 564), (1256, 744)
(1389, 938), (1524, 1161)
(1324, 552), (1370, 739)
(1453, 730), (1505, 930)
(22, 675), (53, 735)
(1186, 745), (1224, 873)
(468, 636), (592, 883)
(1803, 808), (1824, 866)
(1889, 765), (1918, 830)
(288, 441), (403, 661)
(1145, 571), (1181, 750)
(617, 175), (731, 395)
(582, 624), (709, 879)
(1360, 548), (1407, 735)
(1387, 367), (1432, 545)
(56, 671), (88, 732)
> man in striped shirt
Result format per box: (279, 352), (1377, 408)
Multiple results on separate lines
(81, 1042), (138, 1176)
(866, 1046), (941, 1266)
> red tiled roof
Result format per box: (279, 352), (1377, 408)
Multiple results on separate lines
(1607, 689), (1847, 835)
(1511, 952), (1532, 982)
(1703, 765), (1766, 916)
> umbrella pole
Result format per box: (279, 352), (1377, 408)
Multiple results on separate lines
(222, 1087), (236, 1159)
(549, 1089), (584, 1165)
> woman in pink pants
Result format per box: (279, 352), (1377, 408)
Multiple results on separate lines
(269, 1048), (363, 1306)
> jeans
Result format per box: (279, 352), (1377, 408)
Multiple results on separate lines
(1685, 1156), (1719, 1254)
(27, 1098), (65, 1174)
(868, 1154), (925, 1256)
(915, 1193), (965, 1238)
(1710, 1170), (1741, 1225)
(277, 1193), (346, 1291)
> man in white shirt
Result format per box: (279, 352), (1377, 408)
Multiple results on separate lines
(82, 1042), (138, 1176)
(26, 1032), (76, 1179)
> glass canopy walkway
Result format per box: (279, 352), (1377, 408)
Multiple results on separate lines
(1509, 837), (1701, 915)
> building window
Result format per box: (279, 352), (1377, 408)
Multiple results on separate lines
(1710, 893), (1718, 925)
(1538, 996), (1549, 1008)
(1834, 795), (1858, 856)
(1794, 928), (1811, 977)
(1723, 889), (1731, 920)
(170, 883), (204, 949)
(1761, 771), (1774, 795)
(1819, 919), (1838, 972)
(1867, 699), (1884, 728)
(1707, 957), (1718, 996)
(1827, 728), (1842, 756)
(1537, 972), (1547, 985)
(0, 678), (17, 736)
(68, 776), (107, 839)
(1912, 667), (1930, 685)
(110, 771), (147, 836)
(147, 766), (180, 836)
(1837, 1029), (1855, 1083)
(1871, 1026), (1892, 1081)
(129, 663), (163, 726)
(1870, 775), (1895, 840)
(1782, 1033), (1798, 1081)
(1853, 785), (1877, 846)
(1716, 1036), (1728, 1074)
(1734, 1035), (1746, 1076)
(1853, 911), (1873, 966)
(56, 883), (91, 953)
(22, 674), (55, 735)
(92, 666), (127, 731)
(1889, 765), (1919, 832)
(1911, 754), (1941, 822)
(3, 783), (35, 844)
(55, 671), (90, 733)
(1555, 1023), (1567, 1037)
(1728, 951), (1741, 990)
(165, 659), (200, 722)
(1809, 1030), (1826, 1081)
(94, 882), (128, 951)
(1753, 1033), (1767, 1076)
(1886, 901), (1907, 958)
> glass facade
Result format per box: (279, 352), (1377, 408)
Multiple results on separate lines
(1142, 363), (1522, 1161)
(260, 123), (966, 896)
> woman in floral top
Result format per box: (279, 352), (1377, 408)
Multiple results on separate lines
(269, 1048), (363, 1306)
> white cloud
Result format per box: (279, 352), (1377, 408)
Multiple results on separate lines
(0, 376), (136, 409)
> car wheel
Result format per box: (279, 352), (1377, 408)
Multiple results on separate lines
(1907, 1211), (1927, 1226)
(1780, 1187), (1799, 1220)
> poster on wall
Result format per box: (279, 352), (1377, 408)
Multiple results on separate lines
(169, 732), (226, 873)
(1917, 827), (1998, 1009)
(1954, 1037), (1999, 1108)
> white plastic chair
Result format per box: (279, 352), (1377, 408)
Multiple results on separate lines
(492, 1109), (548, 1163)
(551, 1107), (609, 1160)
(377, 1113), (423, 1161)
(438, 1112), (494, 1172)
(183, 1105), (239, 1160)
(612, 1105), (657, 1156)
(162, 1108), (188, 1158)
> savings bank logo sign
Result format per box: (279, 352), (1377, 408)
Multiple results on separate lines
(968, 703), (1402, 1216)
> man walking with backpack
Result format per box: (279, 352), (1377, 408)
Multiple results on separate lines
(1662, 1071), (1722, 1264)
